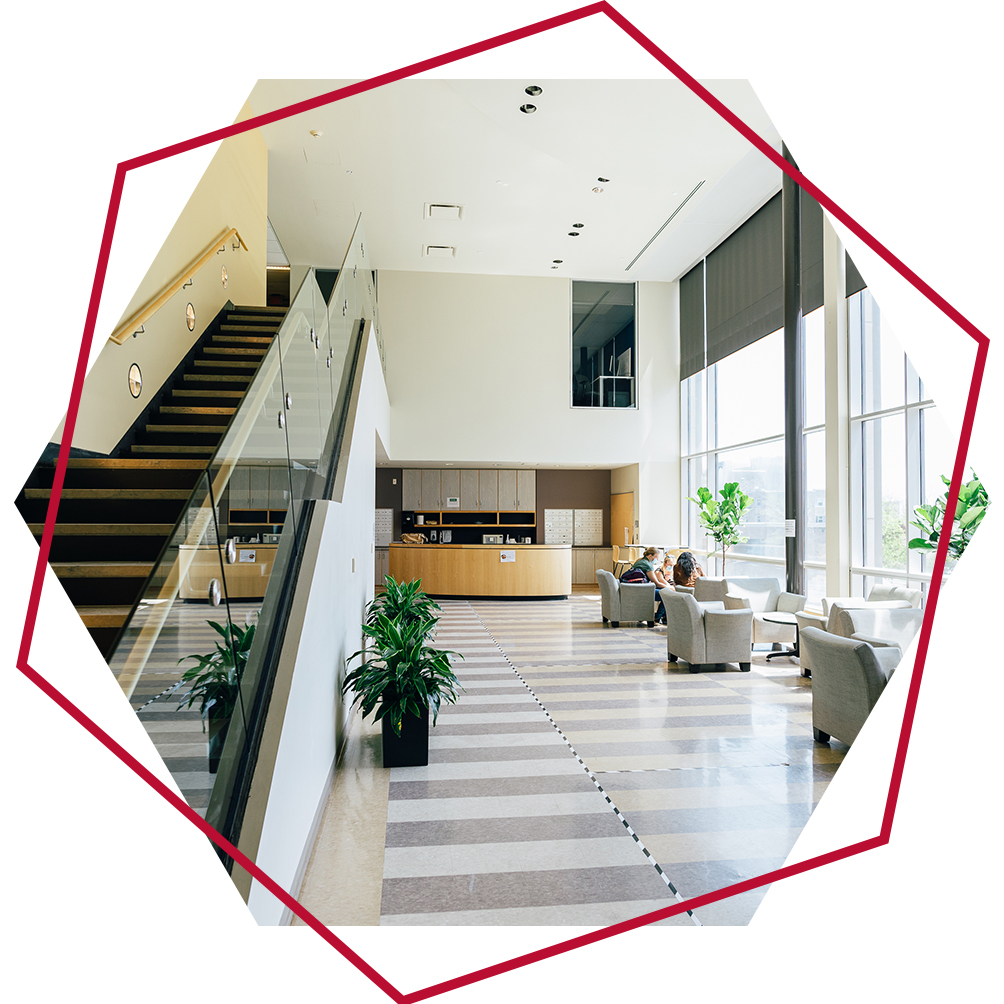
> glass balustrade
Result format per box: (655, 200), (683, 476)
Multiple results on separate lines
(105, 219), (374, 835)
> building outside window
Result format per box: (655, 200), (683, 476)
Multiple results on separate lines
(571, 281), (636, 408)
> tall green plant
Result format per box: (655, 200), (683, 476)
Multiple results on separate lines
(366, 575), (441, 635)
(909, 470), (989, 561)
(343, 612), (463, 736)
(172, 620), (255, 729)
(687, 482), (753, 575)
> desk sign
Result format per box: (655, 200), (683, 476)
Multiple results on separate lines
(238, 549), (257, 563)
(500, 550), (515, 563)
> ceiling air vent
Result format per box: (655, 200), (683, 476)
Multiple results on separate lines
(424, 245), (456, 258)
(424, 204), (463, 221)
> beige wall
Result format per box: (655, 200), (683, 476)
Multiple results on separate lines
(54, 100), (268, 454)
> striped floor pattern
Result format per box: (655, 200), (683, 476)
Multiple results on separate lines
(115, 600), (262, 816)
(299, 589), (847, 927)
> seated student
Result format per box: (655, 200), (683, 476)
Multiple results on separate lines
(672, 551), (705, 589)
(625, 547), (672, 624)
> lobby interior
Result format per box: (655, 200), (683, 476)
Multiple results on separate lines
(30, 76), (956, 929)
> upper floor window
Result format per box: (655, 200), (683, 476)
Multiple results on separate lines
(571, 281), (636, 408)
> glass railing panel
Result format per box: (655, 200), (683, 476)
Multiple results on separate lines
(107, 470), (244, 800)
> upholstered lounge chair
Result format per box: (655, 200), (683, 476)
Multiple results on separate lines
(596, 569), (656, 627)
(799, 626), (902, 745)
(661, 588), (753, 673)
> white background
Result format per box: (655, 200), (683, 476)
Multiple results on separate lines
(3, 2), (999, 1001)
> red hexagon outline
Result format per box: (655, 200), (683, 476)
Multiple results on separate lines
(15, 4), (989, 1001)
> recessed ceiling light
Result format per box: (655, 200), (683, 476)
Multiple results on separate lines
(592, 187), (604, 194)
(597, 177), (610, 183)
(552, 260), (563, 264)
(519, 103), (537, 114)
(346, 170), (353, 175)
(551, 266), (558, 269)
(567, 232), (580, 237)
(572, 223), (584, 228)
(525, 85), (543, 96)
(309, 129), (322, 138)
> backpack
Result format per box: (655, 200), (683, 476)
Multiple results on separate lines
(620, 568), (648, 584)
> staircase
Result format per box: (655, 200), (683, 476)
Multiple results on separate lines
(18, 304), (287, 657)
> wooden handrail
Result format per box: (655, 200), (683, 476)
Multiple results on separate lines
(109, 227), (249, 345)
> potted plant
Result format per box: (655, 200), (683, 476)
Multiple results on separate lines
(687, 481), (753, 575)
(173, 619), (255, 773)
(909, 469), (989, 561)
(342, 578), (463, 768)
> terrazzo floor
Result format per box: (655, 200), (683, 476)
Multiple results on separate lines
(295, 588), (847, 927)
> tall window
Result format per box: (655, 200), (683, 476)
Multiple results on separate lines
(802, 305), (826, 603)
(681, 329), (786, 582)
(571, 281), (636, 408)
(848, 289), (953, 599)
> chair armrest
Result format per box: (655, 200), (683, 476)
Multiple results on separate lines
(777, 591), (807, 613)
(873, 644), (904, 679)
(724, 592), (751, 610)
(675, 585), (695, 595)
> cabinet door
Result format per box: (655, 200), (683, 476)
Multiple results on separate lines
(268, 467), (289, 509)
(497, 469), (517, 510)
(421, 469), (441, 510)
(229, 465), (250, 510)
(516, 470), (536, 511)
(402, 469), (422, 511)
(573, 549), (595, 585)
(478, 469), (498, 511)
(440, 469), (461, 508)
(593, 548), (614, 575)
(460, 469), (480, 510)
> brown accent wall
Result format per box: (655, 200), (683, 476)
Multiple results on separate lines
(535, 469), (612, 545)
(376, 467), (403, 539)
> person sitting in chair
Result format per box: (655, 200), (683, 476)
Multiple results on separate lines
(672, 551), (704, 589)
(627, 547), (672, 624)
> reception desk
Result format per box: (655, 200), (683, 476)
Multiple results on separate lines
(388, 543), (571, 598)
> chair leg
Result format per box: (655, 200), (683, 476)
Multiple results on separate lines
(740, 662), (750, 672)
(602, 616), (608, 623)
(668, 653), (678, 662)
(813, 727), (830, 744)
(611, 621), (619, 628)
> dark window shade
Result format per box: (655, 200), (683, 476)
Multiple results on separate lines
(846, 253), (867, 297)
(800, 190), (824, 314)
(706, 193), (783, 366)
(679, 260), (705, 380)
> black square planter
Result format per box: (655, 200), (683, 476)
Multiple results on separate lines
(381, 704), (430, 767)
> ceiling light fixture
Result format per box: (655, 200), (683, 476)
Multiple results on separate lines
(572, 223), (584, 228)
(592, 187), (604, 194)
(567, 232), (580, 237)
(552, 259), (563, 264)
(525, 85), (543, 96)
(309, 129), (322, 138)
(519, 103), (537, 114)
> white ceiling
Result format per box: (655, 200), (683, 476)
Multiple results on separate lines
(248, 78), (783, 282)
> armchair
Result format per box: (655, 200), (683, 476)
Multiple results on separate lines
(722, 576), (806, 646)
(842, 606), (924, 651)
(799, 626), (902, 745)
(596, 569), (656, 627)
(662, 588), (753, 673)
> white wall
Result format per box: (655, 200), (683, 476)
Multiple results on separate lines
(53, 101), (268, 454)
(245, 328), (390, 925)
(379, 270), (680, 529)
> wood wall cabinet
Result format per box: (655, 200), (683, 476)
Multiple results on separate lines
(402, 469), (422, 511)
(572, 547), (614, 584)
(440, 469), (461, 507)
(460, 469), (480, 510)
(497, 469), (517, 510)
(477, 469), (498, 511)
(421, 469), (442, 510)
(516, 470), (535, 511)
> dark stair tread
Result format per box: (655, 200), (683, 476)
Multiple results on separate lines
(25, 488), (194, 500)
(183, 374), (252, 384)
(201, 346), (268, 357)
(52, 561), (155, 577)
(145, 424), (228, 434)
(172, 389), (246, 399)
(219, 323), (280, 332)
(131, 444), (217, 454)
(213, 334), (274, 345)
(77, 606), (133, 628)
(158, 406), (236, 415)
(193, 360), (260, 370)
(232, 305), (287, 313)
(65, 458), (208, 469)
(29, 523), (176, 535)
